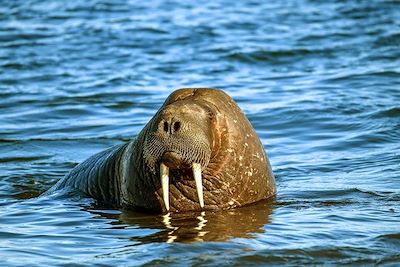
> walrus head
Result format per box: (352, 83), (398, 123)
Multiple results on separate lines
(123, 88), (275, 213)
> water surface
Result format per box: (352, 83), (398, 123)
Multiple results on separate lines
(1, 0), (399, 266)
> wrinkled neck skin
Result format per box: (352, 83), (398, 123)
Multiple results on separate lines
(120, 89), (275, 213)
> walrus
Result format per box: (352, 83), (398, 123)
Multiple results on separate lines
(48, 88), (276, 213)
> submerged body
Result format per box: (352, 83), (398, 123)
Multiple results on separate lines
(49, 88), (276, 213)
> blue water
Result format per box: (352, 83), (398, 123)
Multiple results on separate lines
(1, 0), (399, 265)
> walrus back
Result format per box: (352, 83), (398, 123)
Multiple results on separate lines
(49, 143), (129, 205)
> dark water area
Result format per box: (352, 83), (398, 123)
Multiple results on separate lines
(1, 0), (399, 265)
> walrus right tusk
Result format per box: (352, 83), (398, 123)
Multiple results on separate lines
(192, 163), (204, 208)
(160, 163), (170, 211)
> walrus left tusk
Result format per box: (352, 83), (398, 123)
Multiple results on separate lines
(160, 163), (170, 211)
(192, 163), (204, 208)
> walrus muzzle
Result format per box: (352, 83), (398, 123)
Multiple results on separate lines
(142, 101), (213, 211)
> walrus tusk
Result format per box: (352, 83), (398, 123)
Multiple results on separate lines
(160, 162), (204, 211)
(160, 163), (170, 211)
(192, 163), (204, 208)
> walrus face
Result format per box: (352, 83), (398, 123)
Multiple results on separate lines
(143, 98), (214, 210)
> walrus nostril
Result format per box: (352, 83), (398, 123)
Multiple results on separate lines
(161, 120), (180, 134)
(163, 121), (169, 133)
(173, 121), (181, 132)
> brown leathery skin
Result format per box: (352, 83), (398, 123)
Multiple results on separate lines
(48, 88), (276, 213)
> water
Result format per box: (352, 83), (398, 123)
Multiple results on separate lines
(1, 0), (399, 265)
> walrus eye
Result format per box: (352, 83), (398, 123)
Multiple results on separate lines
(207, 110), (215, 121)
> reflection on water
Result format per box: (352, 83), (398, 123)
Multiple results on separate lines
(87, 200), (273, 244)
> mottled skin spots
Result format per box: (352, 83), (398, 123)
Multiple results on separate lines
(48, 88), (276, 213)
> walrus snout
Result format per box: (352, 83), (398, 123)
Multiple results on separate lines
(143, 101), (213, 173)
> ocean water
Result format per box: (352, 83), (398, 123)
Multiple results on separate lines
(1, 0), (399, 266)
